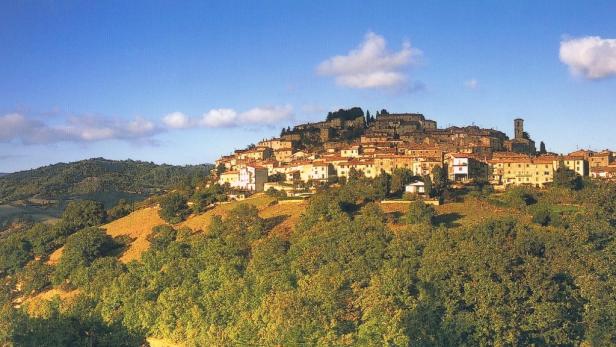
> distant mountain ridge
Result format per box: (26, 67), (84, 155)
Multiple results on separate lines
(0, 158), (212, 205)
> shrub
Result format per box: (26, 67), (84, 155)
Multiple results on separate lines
(532, 206), (552, 226)
(107, 199), (134, 221)
(18, 261), (53, 294)
(266, 187), (287, 199)
(503, 186), (537, 209)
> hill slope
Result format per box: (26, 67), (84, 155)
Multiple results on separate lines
(0, 158), (212, 224)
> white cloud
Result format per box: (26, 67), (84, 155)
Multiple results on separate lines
(316, 32), (421, 89)
(162, 112), (191, 129)
(163, 105), (294, 129)
(239, 105), (293, 124)
(560, 36), (616, 79)
(199, 108), (238, 128)
(0, 113), (161, 145)
(465, 79), (479, 90)
(127, 117), (156, 135)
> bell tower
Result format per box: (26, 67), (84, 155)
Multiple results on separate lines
(514, 118), (524, 139)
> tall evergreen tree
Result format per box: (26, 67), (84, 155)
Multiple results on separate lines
(539, 141), (547, 154)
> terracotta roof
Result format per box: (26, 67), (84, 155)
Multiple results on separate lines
(562, 155), (585, 161)
(592, 166), (616, 173)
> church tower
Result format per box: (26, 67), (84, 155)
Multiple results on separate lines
(514, 118), (524, 139)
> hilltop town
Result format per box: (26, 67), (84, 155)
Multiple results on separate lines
(214, 108), (615, 195)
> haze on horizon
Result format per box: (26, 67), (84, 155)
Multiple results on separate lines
(1, 1), (615, 173)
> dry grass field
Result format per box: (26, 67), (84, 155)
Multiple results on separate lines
(260, 200), (307, 236)
(103, 206), (166, 262)
(47, 194), (528, 266)
(49, 195), (304, 265)
(21, 288), (80, 316)
(381, 197), (528, 230)
(180, 194), (275, 231)
(48, 206), (165, 264)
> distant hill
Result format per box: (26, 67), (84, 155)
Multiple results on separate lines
(0, 173), (8, 177)
(0, 158), (212, 224)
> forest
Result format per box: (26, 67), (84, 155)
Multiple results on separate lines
(0, 172), (615, 346)
(0, 158), (211, 204)
(0, 158), (211, 232)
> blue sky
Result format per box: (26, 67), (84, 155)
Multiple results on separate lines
(1, 1), (615, 172)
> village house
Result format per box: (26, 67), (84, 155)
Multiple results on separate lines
(489, 155), (554, 188)
(237, 147), (274, 161)
(588, 151), (613, 168)
(238, 166), (269, 192)
(341, 145), (362, 158)
(334, 159), (378, 179)
(566, 149), (612, 168)
(402, 143), (444, 159)
(219, 170), (240, 187)
(590, 165), (616, 180)
(405, 181), (427, 195)
(447, 153), (488, 183)
(557, 156), (588, 177)
(274, 148), (293, 163)
(218, 166), (268, 192)
(310, 163), (337, 182)
(257, 138), (295, 150)
(412, 157), (444, 178)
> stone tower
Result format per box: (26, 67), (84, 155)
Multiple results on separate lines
(514, 118), (524, 139)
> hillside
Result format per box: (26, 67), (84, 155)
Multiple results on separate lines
(47, 194), (525, 266)
(1, 176), (615, 346)
(0, 158), (212, 224)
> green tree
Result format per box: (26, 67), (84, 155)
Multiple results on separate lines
(60, 200), (107, 234)
(375, 171), (391, 199)
(423, 175), (434, 198)
(159, 192), (191, 223)
(405, 200), (435, 225)
(107, 199), (133, 221)
(0, 235), (32, 275)
(268, 173), (286, 183)
(539, 141), (547, 154)
(18, 260), (53, 294)
(504, 186), (537, 209)
(431, 165), (448, 195)
(553, 165), (582, 190)
(147, 225), (178, 251)
(390, 168), (414, 196)
(53, 227), (117, 285)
